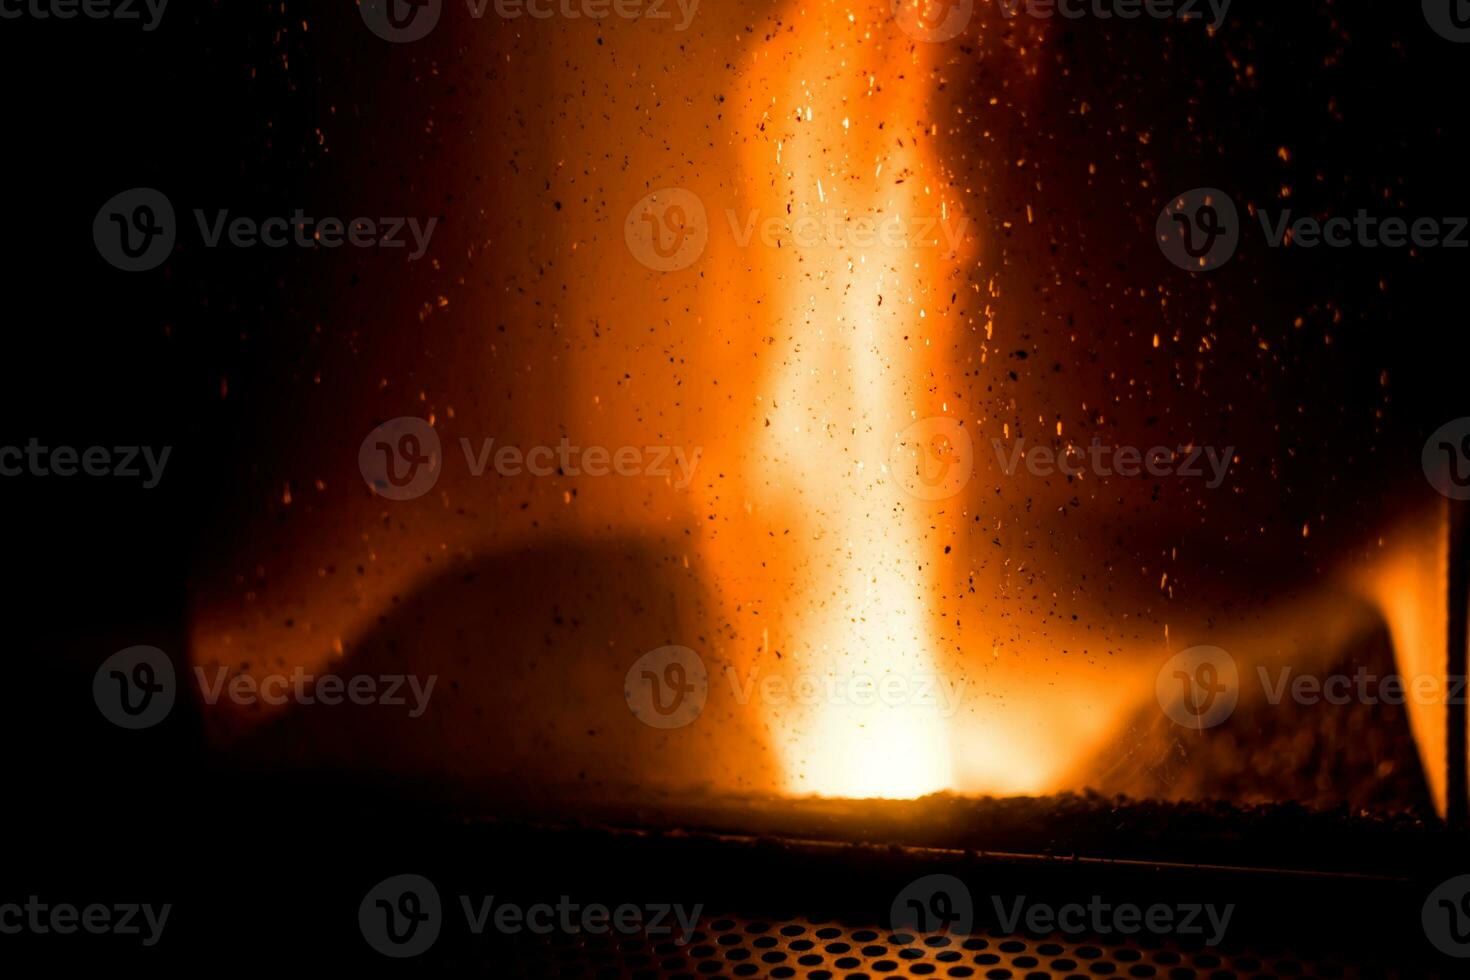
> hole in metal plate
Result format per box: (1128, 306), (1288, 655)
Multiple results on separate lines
(495, 914), (1359, 979)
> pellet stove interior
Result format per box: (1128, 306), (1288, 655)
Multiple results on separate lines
(189, 0), (1465, 816)
(166, 1), (1470, 973)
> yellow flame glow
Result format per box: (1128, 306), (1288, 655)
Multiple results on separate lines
(730, 1), (972, 798)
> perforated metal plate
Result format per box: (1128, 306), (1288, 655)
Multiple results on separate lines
(497, 914), (1366, 979)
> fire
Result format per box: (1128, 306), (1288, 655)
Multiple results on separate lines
(1358, 509), (1456, 815)
(715, 0), (977, 798)
(184, 0), (1458, 817)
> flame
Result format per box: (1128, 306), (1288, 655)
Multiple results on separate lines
(1358, 508), (1455, 815)
(184, 1), (1457, 817)
(715, 1), (976, 798)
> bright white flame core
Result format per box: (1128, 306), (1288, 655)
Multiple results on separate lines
(745, 5), (960, 798)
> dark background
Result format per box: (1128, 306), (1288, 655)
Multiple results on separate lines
(2, 0), (1469, 970)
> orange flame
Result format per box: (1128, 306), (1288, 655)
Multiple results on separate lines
(699, 0), (982, 798)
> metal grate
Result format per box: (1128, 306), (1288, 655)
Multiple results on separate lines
(496, 915), (1363, 979)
